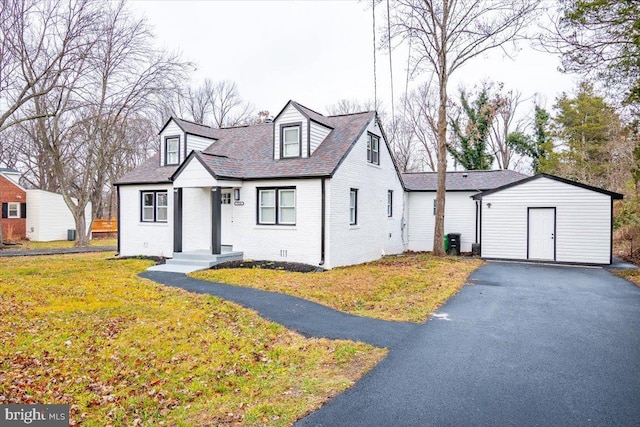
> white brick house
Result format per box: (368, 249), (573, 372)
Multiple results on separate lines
(116, 101), (405, 269)
(116, 100), (623, 269)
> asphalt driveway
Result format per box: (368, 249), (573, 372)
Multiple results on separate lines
(297, 262), (640, 426)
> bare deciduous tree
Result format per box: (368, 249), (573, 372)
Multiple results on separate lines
(19, 0), (185, 246)
(390, 0), (539, 255)
(402, 81), (440, 171)
(209, 80), (254, 128)
(489, 86), (527, 170)
(0, 0), (96, 132)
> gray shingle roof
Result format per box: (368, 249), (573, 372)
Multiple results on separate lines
(402, 170), (529, 191)
(290, 101), (334, 129)
(172, 117), (218, 139)
(116, 154), (179, 184)
(117, 110), (374, 184)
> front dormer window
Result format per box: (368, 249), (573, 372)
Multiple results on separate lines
(165, 137), (180, 165)
(281, 124), (301, 158)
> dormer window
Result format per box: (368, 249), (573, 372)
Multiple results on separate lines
(367, 133), (380, 165)
(281, 124), (301, 158)
(165, 136), (180, 165)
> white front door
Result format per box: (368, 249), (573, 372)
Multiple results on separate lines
(528, 208), (555, 261)
(221, 190), (233, 245)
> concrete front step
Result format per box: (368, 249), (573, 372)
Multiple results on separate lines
(147, 250), (243, 273)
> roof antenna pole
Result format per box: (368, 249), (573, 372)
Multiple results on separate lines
(386, 0), (394, 119)
(372, 0), (378, 110)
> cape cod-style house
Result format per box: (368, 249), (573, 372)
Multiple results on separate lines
(116, 101), (406, 271)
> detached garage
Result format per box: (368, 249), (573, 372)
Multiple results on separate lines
(473, 174), (623, 265)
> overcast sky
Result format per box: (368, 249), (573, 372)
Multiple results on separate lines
(128, 0), (579, 118)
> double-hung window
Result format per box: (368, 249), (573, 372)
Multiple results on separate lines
(387, 190), (393, 217)
(350, 189), (358, 225)
(165, 137), (179, 165)
(281, 124), (301, 158)
(141, 191), (168, 222)
(7, 202), (19, 219)
(258, 187), (296, 225)
(367, 133), (380, 165)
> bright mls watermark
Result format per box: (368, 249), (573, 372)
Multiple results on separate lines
(1, 405), (69, 426)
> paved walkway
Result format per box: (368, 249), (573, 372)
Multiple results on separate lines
(140, 271), (417, 349)
(0, 246), (117, 257)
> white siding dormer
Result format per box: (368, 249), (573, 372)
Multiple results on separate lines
(159, 119), (184, 166)
(273, 104), (308, 159)
(186, 134), (215, 154)
(309, 121), (332, 155)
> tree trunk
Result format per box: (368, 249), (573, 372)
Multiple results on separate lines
(74, 208), (90, 247)
(433, 70), (449, 256)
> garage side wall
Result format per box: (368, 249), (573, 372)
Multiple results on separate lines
(480, 177), (612, 264)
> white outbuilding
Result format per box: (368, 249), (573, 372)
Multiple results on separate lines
(473, 174), (623, 265)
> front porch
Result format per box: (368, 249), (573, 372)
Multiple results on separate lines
(147, 246), (243, 273)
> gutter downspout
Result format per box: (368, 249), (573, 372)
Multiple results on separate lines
(320, 178), (326, 266)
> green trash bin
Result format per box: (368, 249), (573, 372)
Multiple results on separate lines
(67, 229), (76, 241)
(444, 234), (450, 252)
(447, 233), (461, 256)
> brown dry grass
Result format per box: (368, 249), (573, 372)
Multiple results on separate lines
(0, 253), (384, 426)
(192, 252), (483, 323)
(613, 269), (640, 287)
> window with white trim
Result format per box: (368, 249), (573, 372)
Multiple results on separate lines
(258, 187), (296, 225)
(165, 137), (179, 165)
(141, 191), (168, 222)
(221, 193), (231, 204)
(387, 190), (393, 217)
(7, 202), (19, 219)
(350, 188), (358, 225)
(367, 133), (380, 165)
(281, 125), (301, 158)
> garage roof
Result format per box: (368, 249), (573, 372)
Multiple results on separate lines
(471, 173), (624, 200)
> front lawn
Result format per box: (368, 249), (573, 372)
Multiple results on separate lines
(0, 253), (384, 426)
(192, 253), (482, 323)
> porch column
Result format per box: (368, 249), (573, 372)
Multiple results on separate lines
(211, 186), (221, 254)
(173, 188), (183, 253)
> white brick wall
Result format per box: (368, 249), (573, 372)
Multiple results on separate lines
(326, 117), (405, 269)
(119, 184), (173, 257)
(182, 187), (212, 252)
(229, 179), (323, 266)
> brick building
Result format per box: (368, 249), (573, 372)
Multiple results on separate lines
(0, 168), (27, 241)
